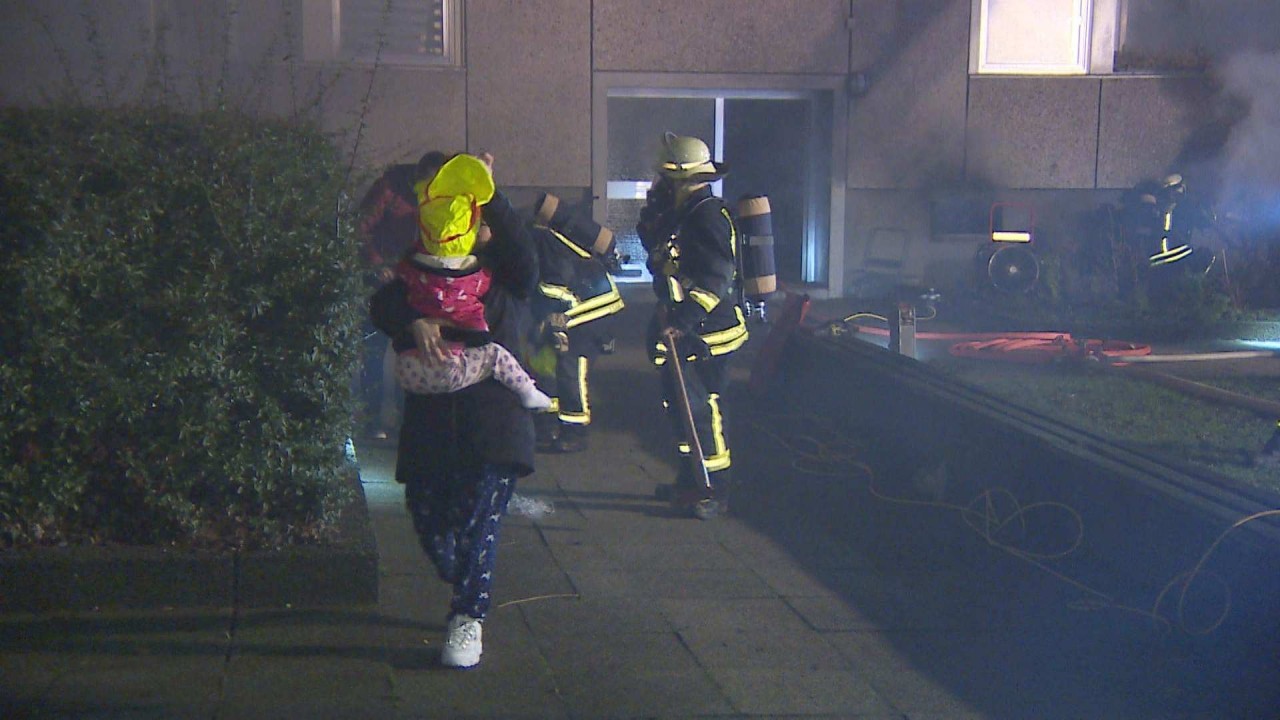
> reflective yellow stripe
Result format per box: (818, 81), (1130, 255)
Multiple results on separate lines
(566, 296), (625, 328)
(700, 306), (749, 355)
(704, 393), (730, 471)
(540, 282), (577, 303)
(565, 277), (621, 315)
(667, 276), (684, 302)
(673, 394), (731, 472)
(688, 288), (720, 312)
(707, 330), (748, 356)
(991, 231), (1031, 243)
(557, 356), (590, 425)
(723, 207), (737, 260)
(1149, 237), (1192, 265)
(551, 228), (591, 258)
(565, 277), (624, 324)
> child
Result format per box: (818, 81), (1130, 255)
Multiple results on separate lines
(393, 153), (551, 410)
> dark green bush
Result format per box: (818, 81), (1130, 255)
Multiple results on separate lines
(0, 107), (364, 550)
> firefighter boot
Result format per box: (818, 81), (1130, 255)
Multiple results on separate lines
(534, 412), (561, 453)
(552, 423), (589, 454)
(692, 470), (731, 521)
(654, 456), (696, 502)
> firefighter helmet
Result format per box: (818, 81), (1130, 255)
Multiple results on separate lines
(1162, 173), (1186, 195)
(656, 132), (727, 180)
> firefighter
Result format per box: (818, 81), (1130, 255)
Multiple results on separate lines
(637, 132), (749, 520)
(1147, 173), (1195, 268)
(526, 203), (626, 453)
(1142, 173), (1219, 305)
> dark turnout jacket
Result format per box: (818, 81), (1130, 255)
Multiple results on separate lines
(529, 224), (625, 331)
(370, 190), (538, 481)
(638, 184), (748, 362)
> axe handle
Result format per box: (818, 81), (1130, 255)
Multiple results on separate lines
(664, 329), (712, 492)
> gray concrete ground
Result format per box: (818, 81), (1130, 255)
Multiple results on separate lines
(3, 287), (1279, 719)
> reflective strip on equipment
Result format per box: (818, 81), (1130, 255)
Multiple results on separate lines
(991, 231), (1032, 243)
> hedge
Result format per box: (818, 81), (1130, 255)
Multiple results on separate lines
(0, 107), (364, 550)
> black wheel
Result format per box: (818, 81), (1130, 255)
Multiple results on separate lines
(987, 245), (1040, 293)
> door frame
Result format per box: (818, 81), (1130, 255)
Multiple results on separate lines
(592, 71), (848, 297)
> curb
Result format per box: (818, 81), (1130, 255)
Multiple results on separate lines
(0, 469), (378, 613)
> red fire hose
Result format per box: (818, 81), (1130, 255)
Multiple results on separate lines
(846, 325), (1153, 363)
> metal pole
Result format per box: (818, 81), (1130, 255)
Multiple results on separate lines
(664, 329), (712, 492)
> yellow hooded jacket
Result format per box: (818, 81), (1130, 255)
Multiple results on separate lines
(414, 154), (496, 258)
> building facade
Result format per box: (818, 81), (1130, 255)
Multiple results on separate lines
(2, 0), (1275, 298)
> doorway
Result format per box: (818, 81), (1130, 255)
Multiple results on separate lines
(593, 76), (844, 293)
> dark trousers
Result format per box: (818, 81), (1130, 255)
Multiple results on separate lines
(553, 326), (600, 425)
(405, 466), (516, 620)
(659, 351), (733, 490)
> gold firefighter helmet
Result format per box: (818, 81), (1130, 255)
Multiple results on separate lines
(656, 132), (727, 181)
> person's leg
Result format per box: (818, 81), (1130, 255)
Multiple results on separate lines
(376, 338), (399, 436)
(552, 346), (590, 452)
(660, 354), (733, 517)
(438, 466), (517, 668)
(404, 473), (465, 585)
(396, 352), (455, 395)
(449, 466), (517, 620)
(482, 344), (552, 409)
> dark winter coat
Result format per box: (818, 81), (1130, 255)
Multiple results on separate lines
(370, 190), (538, 481)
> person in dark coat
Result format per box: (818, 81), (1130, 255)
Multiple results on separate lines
(369, 152), (538, 669)
(356, 151), (449, 439)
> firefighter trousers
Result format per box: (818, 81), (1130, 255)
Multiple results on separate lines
(659, 351), (733, 490)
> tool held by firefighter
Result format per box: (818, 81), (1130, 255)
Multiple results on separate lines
(663, 327), (713, 493)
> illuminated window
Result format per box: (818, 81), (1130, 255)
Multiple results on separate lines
(972, 0), (1229, 76)
(304, 0), (460, 65)
(974, 0), (1093, 74)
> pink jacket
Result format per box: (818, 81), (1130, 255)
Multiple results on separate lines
(395, 254), (491, 333)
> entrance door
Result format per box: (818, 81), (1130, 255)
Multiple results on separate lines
(598, 87), (835, 289)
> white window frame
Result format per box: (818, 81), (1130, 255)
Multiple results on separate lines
(971, 0), (1120, 75)
(302, 0), (462, 66)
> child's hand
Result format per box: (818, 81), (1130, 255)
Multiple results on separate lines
(410, 318), (451, 364)
(478, 152), (494, 171)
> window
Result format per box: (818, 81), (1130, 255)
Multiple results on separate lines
(975, 0), (1092, 75)
(971, 0), (1215, 76)
(1113, 0), (1210, 74)
(303, 0), (460, 66)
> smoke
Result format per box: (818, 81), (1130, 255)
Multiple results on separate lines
(1213, 50), (1280, 237)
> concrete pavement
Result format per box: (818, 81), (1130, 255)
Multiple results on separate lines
(3, 287), (1279, 718)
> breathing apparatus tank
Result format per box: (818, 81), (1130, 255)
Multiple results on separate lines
(735, 195), (778, 321)
(534, 192), (625, 272)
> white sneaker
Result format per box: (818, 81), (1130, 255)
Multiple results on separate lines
(441, 615), (483, 668)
